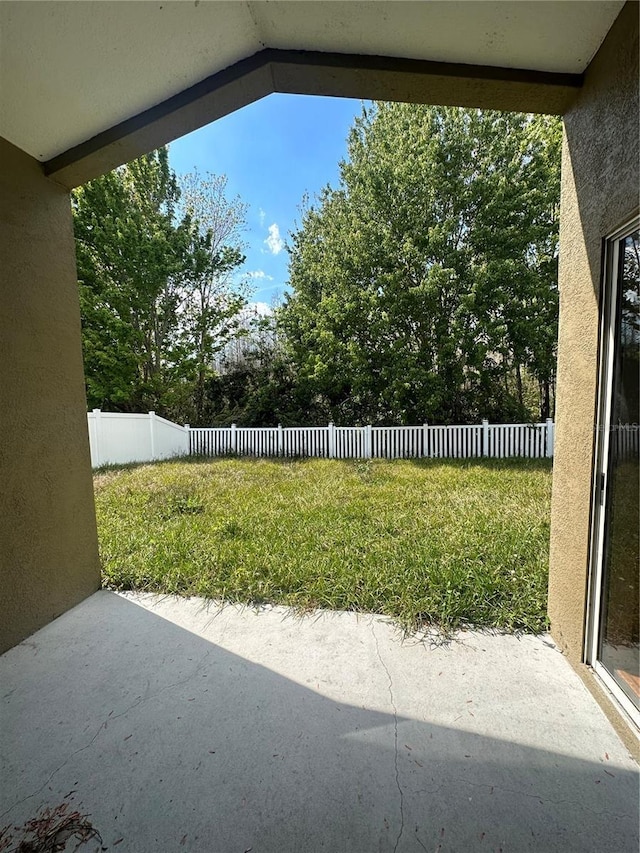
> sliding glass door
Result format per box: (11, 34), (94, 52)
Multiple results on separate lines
(588, 220), (639, 725)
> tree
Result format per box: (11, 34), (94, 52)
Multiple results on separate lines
(200, 307), (326, 426)
(74, 148), (183, 411)
(281, 104), (561, 424)
(466, 112), (561, 418)
(72, 151), (248, 422)
(170, 172), (248, 423)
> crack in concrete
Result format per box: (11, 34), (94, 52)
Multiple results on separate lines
(0, 648), (212, 821)
(371, 622), (405, 853)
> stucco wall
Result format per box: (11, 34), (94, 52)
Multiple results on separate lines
(0, 138), (101, 653)
(548, 2), (639, 661)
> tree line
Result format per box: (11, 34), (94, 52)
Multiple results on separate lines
(73, 104), (561, 427)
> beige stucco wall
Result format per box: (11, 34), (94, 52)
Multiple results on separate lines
(0, 138), (101, 653)
(548, 1), (639, 662)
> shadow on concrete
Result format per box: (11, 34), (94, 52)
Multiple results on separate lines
(1, 592), (637, 852)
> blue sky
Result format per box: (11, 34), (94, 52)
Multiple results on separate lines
(169, 94), (366, 306)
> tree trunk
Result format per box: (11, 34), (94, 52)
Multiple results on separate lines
(515, 362), (524, 408)
(540, 379), (551, 421)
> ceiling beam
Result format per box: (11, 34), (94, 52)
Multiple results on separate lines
(44, 48), (582, 188)
(271, 50), (582, 113)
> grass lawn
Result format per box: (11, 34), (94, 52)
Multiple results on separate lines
(94, 457), (553, 634)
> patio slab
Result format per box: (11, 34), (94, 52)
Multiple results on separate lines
(0, 590), (637, 852)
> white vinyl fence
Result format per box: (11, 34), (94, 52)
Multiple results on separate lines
(87, 409), (189, 467)
(611, 423), (640, 461)
(87, 412), (555, 467)
(189, 419), (555, 460)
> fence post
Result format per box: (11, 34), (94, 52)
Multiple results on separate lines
(423, 423), (429, 458)
(231, 422), (237, 454)
(278, 423), (283, 457)
(482, 419), (489, 458)
(184, 424), (190, 456)
(366, 424), (372, 459)
(92, 408), (102, 467)
(545, 418), (554, 458)
(328, 422), (335, 459)
(149, 411), (156, 459)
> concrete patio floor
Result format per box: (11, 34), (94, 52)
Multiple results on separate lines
(1, 591), (638, 852)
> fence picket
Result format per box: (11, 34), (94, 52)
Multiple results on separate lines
(124, 417), (557, 465)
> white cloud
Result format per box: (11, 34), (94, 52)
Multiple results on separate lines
(247, 270), (274, 281)
(258, 208), (266, 227)
(264, 223), (284, 255)
(251, 301), (273, 316)
(235, 302), (273, 326)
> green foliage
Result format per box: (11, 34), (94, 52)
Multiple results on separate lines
(203, 351), (320, 426)
(74, 109), (561, 429)
(281, 105), (561, 425)
(72, 150), (247, 421)
(200, 327), (329, 426)
(95, 457), (553, 634)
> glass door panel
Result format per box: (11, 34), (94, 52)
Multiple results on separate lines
(598, 229), (639, 712)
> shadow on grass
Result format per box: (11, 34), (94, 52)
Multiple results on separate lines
(94, 454), (553, 476)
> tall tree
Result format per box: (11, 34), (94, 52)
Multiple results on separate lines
(281, 104), (561, 424)
(171, 172), (248, 423)
(74, 148), (183, 411)
(73, 150), (247, 421)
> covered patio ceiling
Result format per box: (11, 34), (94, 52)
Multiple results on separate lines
(0, 1), (625, 186)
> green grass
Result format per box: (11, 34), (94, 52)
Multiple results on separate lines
(94, 457), (553, 634)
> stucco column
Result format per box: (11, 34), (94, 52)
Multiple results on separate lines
(0, 137), (101, 653)
(548, 1), (639, 662)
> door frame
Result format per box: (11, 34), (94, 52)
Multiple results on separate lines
(584, 214), (640, 729)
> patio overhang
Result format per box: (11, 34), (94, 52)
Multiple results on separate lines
(1, 1), (624, 187)
(44, 49), (583, 189)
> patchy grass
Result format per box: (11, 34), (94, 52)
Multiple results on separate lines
(95, 457), (553, 633)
